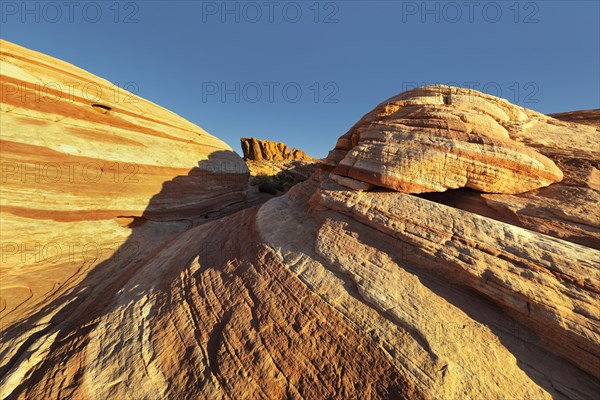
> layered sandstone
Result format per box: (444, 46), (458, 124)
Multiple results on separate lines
(241, 137), (312, 162)
(326, 85), (564, 194)
(257, 174), (600, 399)
(0, 40), (248, 331)
(5, 171), (597, 399)
(1, 44), (599, 400)
(418, 108), (600, 248)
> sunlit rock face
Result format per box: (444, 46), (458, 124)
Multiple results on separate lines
(550, 109), (600, 130)
(255, 172), (600, 399)
(240, 137), (312, 161)
(1, 43), (598, 400)
(326, 85), (564, 194)
(0, 40), (248, 331)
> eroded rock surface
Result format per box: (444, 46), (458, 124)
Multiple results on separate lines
(258, 174), (600, 399)
(327, 85), (564, 194)
(242, 139), (319, 196)
(1, 44), (598, 400)
(550, 109), (600, 130)
(419, 108), (600, 249)
(0, 40), (248, 332)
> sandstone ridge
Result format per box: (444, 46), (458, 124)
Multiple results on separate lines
(0, 39), (248, 336)
(550, 109), (600, 130)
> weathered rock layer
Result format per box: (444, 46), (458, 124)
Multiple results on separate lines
(0, 40), (248, 331)
(327, 85), (564, 194)
(1, 44), (598, 400)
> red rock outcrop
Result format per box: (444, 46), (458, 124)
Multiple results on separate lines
(241, 137), (312, 161)
(1, 43), (598, 400)
(5, 170), (596, 399)
(326, 85), (564, 194)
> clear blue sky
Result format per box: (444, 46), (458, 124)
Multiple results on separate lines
(2, 1), (599, 157)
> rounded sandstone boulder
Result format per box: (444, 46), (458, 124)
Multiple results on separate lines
(327, 85), (563, 194)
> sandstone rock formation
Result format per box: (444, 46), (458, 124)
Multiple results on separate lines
(326, 85), (564, 194)
(1, 43), (599, 400)
(550, 109), (600, 130)
(241, 138), (318, 196)
(257, 172), (600, 399)
(419, 107), (600, 249)
(0, 40), (248, 334)
(241, 137), (312, 161)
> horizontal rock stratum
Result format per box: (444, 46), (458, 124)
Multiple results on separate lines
(327, 85), (564, 194)
(1, 42), (599, 400)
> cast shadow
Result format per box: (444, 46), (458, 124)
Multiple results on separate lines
(0, 151), (249, 396)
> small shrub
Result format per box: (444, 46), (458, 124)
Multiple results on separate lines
(258, 181), (279, 195)
(250, 171), (305, 192)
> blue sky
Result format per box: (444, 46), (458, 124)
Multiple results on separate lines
(2, 1), (599, 157)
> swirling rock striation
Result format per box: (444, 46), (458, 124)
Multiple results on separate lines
(326, 85), (564, 194)
(1, 44), (598, 400)
(0, 40), (248, 332)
